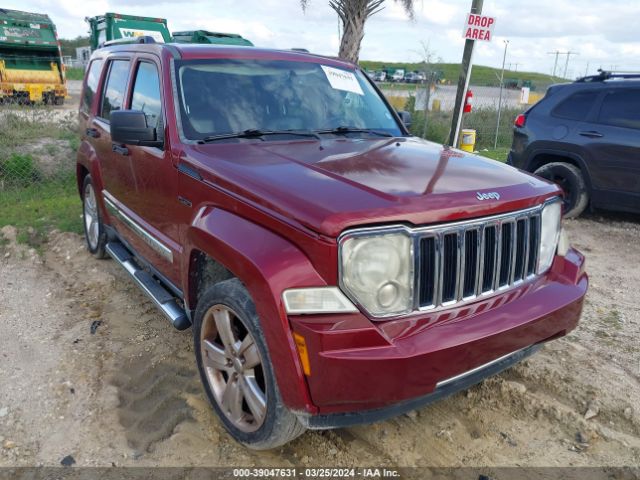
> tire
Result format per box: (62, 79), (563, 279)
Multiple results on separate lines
(54, 96), (64, 106)
(193, 278), (306, 450)
(534, 162), (589, 218)
(82, 175), (108, 258)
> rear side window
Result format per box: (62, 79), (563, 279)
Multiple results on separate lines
(596, 89), (640, 130)
(130, 62), (162, 128)
(552, 91), (599, 121)
(81, 59), (104, 113)
(100, 60), (130, 120)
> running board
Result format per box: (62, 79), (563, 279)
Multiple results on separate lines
(105, 242), (191, 331)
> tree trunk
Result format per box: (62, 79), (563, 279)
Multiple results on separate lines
(338, 7), (367, 63)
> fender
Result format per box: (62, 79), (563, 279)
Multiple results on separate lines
(183, 207), (327, 414)
(527, 146), (594, 191)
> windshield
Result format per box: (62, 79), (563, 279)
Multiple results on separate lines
(174, 59), (403, 140)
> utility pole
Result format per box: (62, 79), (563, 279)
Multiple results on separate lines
(494, 39), (509, 150)
(584, 61), (590, 77)
(562, 51), (578, 79)
(548, 50), (561, 79)
(448, 0), (483, 147)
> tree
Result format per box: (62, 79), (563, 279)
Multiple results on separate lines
(301, 0), (414, 63)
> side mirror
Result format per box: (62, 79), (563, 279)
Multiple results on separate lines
(110, 110), (162, 148)
(397, 110), (412, 129)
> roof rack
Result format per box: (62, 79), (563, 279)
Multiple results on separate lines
(575, 69), (640, 83)
(101, 36), (157, 48)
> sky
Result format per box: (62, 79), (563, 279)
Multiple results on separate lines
(6, 0), (640, 77)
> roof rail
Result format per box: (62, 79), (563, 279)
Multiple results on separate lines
(101, 36), (157, 48)
(575, 69), (640, 83)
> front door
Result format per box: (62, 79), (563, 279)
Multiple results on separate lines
(114, 57), (182, 284)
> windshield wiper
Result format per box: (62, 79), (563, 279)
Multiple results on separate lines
(315, 126), (394, 137)
(198, 129), (322, 143)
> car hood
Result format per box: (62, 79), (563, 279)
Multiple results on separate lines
(185, 137), (559, 237)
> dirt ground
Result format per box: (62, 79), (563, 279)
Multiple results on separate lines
(0, 211), (639, 469)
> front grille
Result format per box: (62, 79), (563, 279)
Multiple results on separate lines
(417, 208), (542, 309)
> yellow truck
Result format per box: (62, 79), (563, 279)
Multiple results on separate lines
(0, 8), (67, 104)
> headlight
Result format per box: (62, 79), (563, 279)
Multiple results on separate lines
(340, 231), (413, 317)
(537, 200), (562, 274)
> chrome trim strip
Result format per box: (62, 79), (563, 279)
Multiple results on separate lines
(435, 347), (529, 388)
(103, 196), (174, 263)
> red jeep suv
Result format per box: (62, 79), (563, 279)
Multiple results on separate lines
(77, 39), (588, 449)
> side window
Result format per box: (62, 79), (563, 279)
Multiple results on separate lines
(130, 62), (162, 128)
(596, 89), (640, 130)
(551, 91), (599, 121)
(81, 59), (104, 113)
(100, 60), (130, 121)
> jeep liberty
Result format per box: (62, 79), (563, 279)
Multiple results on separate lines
(77, 39), (588, 449)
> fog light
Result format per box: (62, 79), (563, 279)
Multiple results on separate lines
(283, 287), (358, 315)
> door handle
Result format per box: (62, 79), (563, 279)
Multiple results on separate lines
(579, 130), (603, 138)
(112, 144), (129, 156)
(86, 128), (100, 138)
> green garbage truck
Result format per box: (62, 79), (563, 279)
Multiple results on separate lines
(0, 8), (67, 104)
(86, 13), (172, 50)
(87, 13), (253, 49)
(172, 30), (253, 46)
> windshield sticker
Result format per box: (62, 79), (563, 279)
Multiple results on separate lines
(321, 65), (364, 96)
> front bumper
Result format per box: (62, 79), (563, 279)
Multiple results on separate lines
(290, 248), (587, 422)
(298, 343), (541, 428)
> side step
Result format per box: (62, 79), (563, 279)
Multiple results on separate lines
(105, 242), (191, 331)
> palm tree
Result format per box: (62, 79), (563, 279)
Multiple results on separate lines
(300, 0), (415, 63)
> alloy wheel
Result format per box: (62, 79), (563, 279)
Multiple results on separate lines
(200, 304), (267, 432)
(83, 183), (100, 250)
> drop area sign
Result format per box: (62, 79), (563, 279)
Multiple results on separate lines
(463, 13), (496, 42)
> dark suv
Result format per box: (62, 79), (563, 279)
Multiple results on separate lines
(508, 71), (640, 217)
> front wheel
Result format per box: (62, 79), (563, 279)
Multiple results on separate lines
(534, 162), (589, 218)
(193, 278), (306, 449)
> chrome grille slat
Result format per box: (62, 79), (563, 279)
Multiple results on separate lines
(417, 207), (544, 310)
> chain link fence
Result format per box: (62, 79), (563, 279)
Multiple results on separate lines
(0, 103), (80, 230)
(381, 82), (542, 153)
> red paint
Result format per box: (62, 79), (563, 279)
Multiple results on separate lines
(77, 44), (587, 417)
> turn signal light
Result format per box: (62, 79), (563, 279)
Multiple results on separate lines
(514, 114), (526, 128)
(293, 332), (311, 376)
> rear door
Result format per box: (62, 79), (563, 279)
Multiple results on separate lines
(91, 57), (135, 205)
(585, 88), (640, 206)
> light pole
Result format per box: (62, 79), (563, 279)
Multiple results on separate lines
(494, 39), (509, 150)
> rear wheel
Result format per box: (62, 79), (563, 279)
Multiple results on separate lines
(82, 175), (108, 258)
(193, 278), (305, 449)
(534, 162), (589, 218)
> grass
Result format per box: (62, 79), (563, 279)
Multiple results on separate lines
(0, 177), (82, 242)
(361, 61), (561, 90)
(66, 67), (85, 81)
(476, 148), (509, 162)
(0, 111), (83, 248)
